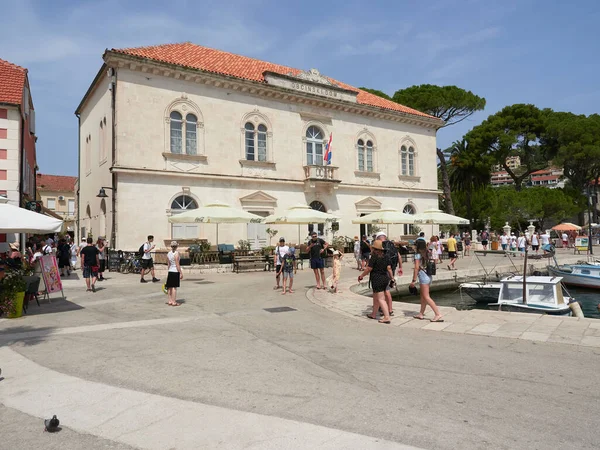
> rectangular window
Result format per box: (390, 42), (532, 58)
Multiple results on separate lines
(170, 122), (183, 154)
(186, 122), (197, 155)
(257, 133), (267, 162)
(315, 143), (323, 166)
(99, 123), (105, 162)
(408, 154), (414, 176)
(357, 149), (364, 171)
(401, 153), (407, 175)
(0, 129), (7, 139)
(0, 169), (6, 180)
(306, 142), (313, 166)
(47, 198), (56, 210)
(366, 148), (373, 172)
(0, 149), (6, 159)
(0, 108), (7, 119)
(246, 131), (255, 160)
(68, 199), (75, 214)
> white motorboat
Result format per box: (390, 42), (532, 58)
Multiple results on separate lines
(547, 264), (600, 289)
(488, 276), (574, 316)
(459, 281), (501, 303)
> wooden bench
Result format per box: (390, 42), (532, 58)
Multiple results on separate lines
(233, 255), (269, 273)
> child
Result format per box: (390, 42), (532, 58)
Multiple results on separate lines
(329, 250), (343, 293)
(279, 247), (297, 294)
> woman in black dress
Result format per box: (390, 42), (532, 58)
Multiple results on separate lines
(358, 240), (393, 324)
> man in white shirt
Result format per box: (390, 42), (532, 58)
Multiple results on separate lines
(500, 233), (509, 251)
(561, 232), (569, 248)
(540, 231), (551, 254)
(140, 235), (160, 283)
(273, 237), (289, 290)
(517, 235), (527, 257)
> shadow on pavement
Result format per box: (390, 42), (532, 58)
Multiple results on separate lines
(0, 325), (58, 346)
(22, 297), (84, 317)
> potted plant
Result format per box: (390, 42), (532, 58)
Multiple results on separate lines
(491, 233), (499, 251)
(0, 266), (27, 318)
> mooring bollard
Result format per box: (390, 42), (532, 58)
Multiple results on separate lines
(569, 300), (584, 318)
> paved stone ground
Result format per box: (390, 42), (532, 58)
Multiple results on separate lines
(0, 252), (599, 450)
(309, 250), (600, 348)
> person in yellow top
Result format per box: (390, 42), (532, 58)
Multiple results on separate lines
(446, 233), (458, 271)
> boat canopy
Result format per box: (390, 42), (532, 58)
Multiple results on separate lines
(499, 276), (565, 305)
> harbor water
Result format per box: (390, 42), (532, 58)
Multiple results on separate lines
(395, 286), (600, 319)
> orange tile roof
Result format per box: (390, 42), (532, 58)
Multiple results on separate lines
(0, 58), (26, 106)
(110, 43), (437, 121)
(36, 174), (77, 192)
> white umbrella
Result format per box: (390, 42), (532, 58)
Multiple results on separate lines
(265, 204), (339, 244)
(0, 197), (63, 233)
(168, 201), (263, 244)
(351, 208), (416, 224)
(413, 209), (469, 225)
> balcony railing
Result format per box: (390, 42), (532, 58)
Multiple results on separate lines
(303, 165), (340, 182)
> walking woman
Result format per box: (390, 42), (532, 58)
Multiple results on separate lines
(96, 238), (106, 281)
(166, 241), (183, 306)
(358, 240), (393, 324)
(410, 245), (444, 322)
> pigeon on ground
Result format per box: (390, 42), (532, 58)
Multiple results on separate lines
(44, 415), (60, 432)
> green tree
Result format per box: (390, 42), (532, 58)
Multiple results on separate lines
(520, 187), (581, 231)
(393, 84), (486, 214)
(448, 139), (492, 225)
(358, 87), (391, 100)
(467, 104), (554, 191)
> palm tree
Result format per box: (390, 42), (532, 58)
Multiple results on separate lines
(449, 139), (492, 225)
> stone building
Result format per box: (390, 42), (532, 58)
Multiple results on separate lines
(36, 173), (77, 233)
(0, 58), (37, 245)
(76, 43), (443, 250)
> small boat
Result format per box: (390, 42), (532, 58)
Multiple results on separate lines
(547, 264), (600, 289)
(459, 281), (501, 303)
(488, 276), (574, 316)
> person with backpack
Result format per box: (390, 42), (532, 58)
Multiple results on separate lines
(375, 232), (402, 317)
(410, 244), (443, 322)
(140, 235), (160, 283)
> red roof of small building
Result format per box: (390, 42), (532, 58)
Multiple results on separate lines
(531, 175), (560, 182)
(109, 42), (437, 121)
(0, 58), (27, 106)
(36, 174), (77, 192)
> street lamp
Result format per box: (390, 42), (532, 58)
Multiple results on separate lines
(96, 187), (113, 198)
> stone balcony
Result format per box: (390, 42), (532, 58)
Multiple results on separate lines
(303, 165), (341, 191)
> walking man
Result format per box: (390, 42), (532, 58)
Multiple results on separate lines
(140, 235), (160, 283)
(80, 237), (100, 292)
(447, 233), (458, 270)
(273, 237), (289, 290)
(308, 231), (327, 289)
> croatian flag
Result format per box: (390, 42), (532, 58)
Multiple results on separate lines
(324, 133), (333, 165)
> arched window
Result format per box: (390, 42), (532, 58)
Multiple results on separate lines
(170, 111), (183, 154)
(400, 145), (416, 176)
(245, 122), (255, 160)
(306, 126), (324, 166)
(170, 194), (199, 239)
(308, 200), (326, 236)
(171, 195), (198, 211)
(244, 122), (268, 161)
(366, 140), (374, 172)
(357, 139), (365, 171)
(185, 114), (197, 155)
(403, 204), (416, 235)
(257, 124), (267, 161)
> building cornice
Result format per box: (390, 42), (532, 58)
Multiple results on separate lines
(102, 52), (443, 130)
(75, 63), (107, 115)
(110, 166), (440, 194)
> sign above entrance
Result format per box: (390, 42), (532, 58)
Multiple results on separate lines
(264, 70), (358, 103)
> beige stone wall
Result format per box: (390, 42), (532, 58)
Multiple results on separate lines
(78, 70), (113, 241)
(80, 66), (440, 249)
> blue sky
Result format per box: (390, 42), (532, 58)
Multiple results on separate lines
(2, 0), (600, 176)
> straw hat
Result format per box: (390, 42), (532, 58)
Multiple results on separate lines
(371, 240), (384, 251)
(9, 242), (19, 251)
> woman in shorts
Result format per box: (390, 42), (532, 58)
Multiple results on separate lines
(410, 246), (443, 322)
(165, 241), (183, 306)
(358, 240), (392, 324)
